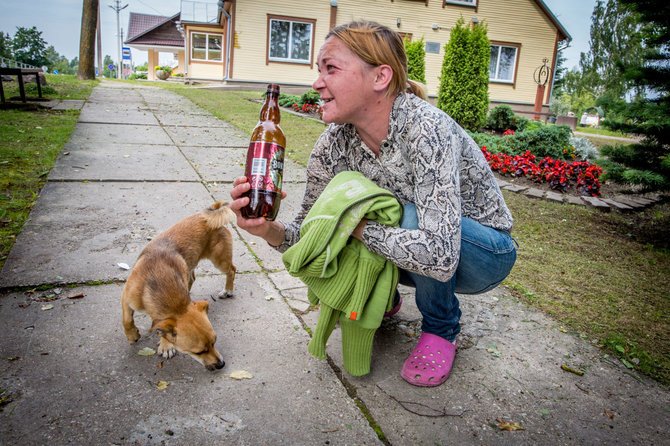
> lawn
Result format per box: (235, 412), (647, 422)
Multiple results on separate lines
(0, 74), (97, 268)
(2, 77), (668, 385)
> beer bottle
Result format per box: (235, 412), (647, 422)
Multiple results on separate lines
(241, 84), (285, 221)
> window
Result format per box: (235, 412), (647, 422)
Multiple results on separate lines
(445, 0), (476, 6)
(489, 44), (518, 83)
(191, 32), (222, 62)
(268, 18), (313, 64)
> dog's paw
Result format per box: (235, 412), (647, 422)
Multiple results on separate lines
(217, 289), (234, 299)
(157, 338), (177, 359)
(125, 327), (141, 344)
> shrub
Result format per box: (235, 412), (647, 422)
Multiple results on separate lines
(437, 17), (490, 132)
(570, 136), (599, 161)
(128, 73), (147, 80)
(487, 105), (516, 132)
(404, 36), (426, 84)
(299, 89), (320, 105)
(278, 93), (300, 107)
(508, 125), (573, 160)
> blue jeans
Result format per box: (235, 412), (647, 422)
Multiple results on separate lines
(398, 204), (517, 342)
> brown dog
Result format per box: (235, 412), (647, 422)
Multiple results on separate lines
(121, 201), (236, 370)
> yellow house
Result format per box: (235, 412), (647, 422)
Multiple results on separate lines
(126, 0), (570, 116)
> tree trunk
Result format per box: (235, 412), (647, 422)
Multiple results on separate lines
(77, 0), (98, 80)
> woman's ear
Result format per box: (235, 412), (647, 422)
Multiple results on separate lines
(372, 64), (393, 92)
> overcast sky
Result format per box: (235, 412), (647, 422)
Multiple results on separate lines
(1, 0), (594, 70)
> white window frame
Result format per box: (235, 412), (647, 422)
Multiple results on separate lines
(489, 44), (518, 84)
(191, 32), (223, 62)
(444, 0), (477, 6)
(268, 18), (313, 64)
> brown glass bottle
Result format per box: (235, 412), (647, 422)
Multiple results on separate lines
(241, 84), (286, 221)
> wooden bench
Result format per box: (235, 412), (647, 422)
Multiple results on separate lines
(0, 68), (44, 104)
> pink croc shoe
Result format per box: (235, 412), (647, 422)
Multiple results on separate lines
(401, 333), (457, 387)
(383, 293), (402, 318)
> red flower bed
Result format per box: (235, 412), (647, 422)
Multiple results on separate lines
(293, 102), (323, 118)
(481, 147), (603, 196)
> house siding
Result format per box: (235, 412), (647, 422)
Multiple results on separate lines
(184, 0), (567, 108)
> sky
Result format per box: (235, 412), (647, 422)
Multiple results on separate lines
(1, 0), (595, 70)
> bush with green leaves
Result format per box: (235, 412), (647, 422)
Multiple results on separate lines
(300, 89), (320, 105)
(487, 105), (516, 132)
(437, 17), (490, 132)
(404, 36), (426, 84)
(508, 125), (573, 160)
(278, 93), (301, 107)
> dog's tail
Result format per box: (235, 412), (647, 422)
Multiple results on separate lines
(202, 201), (235, 229)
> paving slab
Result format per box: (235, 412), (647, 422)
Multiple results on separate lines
(48, 142), (201, 182)
(182, 145), (306, 184)
(68, 122), (173, 145)
(166, 125), (250, 147)
(0, 277), (381, 445)
(153, 110), (230, 128)
(78, 102), (158, 125)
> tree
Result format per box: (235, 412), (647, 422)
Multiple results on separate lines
(579, 0), (645, 100)
(596, 0), (670, 192)
(11, 26), (48, 67)
(0, 31), (12, 59)
(78, 0), (98, 80)
(437, 17), (490, 132)
(404, 36), (426, 84)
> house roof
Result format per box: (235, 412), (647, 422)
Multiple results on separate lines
(535, 0), (572, 42)
(125, 12), (184, 47)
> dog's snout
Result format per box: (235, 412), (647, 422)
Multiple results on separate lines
(216, 359), (225, 369)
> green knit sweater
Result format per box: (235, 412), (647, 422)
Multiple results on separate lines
(282, 171), (402, 376)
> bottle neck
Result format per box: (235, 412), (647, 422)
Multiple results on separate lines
(260, 90), (280, 124)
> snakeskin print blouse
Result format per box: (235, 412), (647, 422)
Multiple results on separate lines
(277, 92), (513, 282)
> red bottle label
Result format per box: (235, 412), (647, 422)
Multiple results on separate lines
(245, 141), (284, 193)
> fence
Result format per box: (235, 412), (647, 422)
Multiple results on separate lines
(0, 57), (41, 70)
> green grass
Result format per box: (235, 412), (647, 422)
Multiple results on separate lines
(0, 74), (97, 268)
(573, 126), (631, 138)
(503, 192), (670, 384)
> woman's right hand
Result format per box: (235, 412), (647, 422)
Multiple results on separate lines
(229, 176), (286, 246)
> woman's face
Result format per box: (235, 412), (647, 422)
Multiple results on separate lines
(313, 36), (378, 125)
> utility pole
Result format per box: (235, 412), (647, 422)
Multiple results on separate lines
(109, 0), (128, 79)
(97, 1), (103, 77)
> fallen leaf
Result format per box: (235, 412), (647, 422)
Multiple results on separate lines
(41, 304), (54, 311)
(621, 359), (634, 369)
(117, 263), (130, 270)
(561, 364), (584, 376)
(486, 344), (502, 357)
(497, 419), (526, 431)
(156, 380), (168, 390)
(228, 370), (253, 380)
(558, 326), (567, 333)
(137, 347), (156, 356)
(67, 293), (85, 299)
(604, 409), (614, 419)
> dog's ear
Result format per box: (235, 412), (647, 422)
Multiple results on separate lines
(151, 318), (176, 337)
(194, 300), (210, 314)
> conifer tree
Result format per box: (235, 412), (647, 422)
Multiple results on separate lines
(437, 17), (490, 132)
(597, 0), (670, 191)
(404, 36), (426, 84)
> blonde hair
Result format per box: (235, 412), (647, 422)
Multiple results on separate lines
(326, 21), (427, 100)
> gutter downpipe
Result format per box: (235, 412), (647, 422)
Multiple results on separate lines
(218, 0), (232, 80)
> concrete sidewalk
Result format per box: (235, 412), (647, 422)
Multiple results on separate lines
(0, 81), (667, 445)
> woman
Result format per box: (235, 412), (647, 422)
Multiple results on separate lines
(230, 21), (516, 387)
